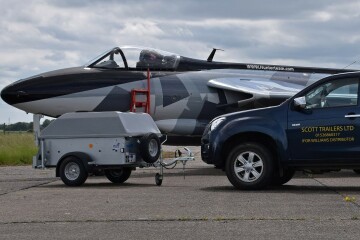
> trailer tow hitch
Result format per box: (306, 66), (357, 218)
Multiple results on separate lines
(154, 146), (195, 186)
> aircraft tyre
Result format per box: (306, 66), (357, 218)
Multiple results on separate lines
(225, 143), (273, 190)
(140, 133), (161, 163)
(59, 156), (88, 186)
(271, 169), (296, 186)
(105, 168), (132, 183)
(353, 169), (360, 174)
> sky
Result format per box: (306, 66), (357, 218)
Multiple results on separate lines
(1, 0), (360, 123)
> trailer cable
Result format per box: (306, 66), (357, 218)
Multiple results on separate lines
(160, 161), (177, 169)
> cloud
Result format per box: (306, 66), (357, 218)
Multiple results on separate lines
(0, 0), (360, 123)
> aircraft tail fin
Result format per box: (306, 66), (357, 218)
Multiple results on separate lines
(207, 48), (224, 62)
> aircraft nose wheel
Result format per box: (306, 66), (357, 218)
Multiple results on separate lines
(155, 173), (163, 186)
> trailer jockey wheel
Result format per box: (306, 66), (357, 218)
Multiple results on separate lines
(155, 173), (163, 186)
(140, 133), (161, 163)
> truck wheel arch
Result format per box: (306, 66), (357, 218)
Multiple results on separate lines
(56, 152), (93, 177)
(220, 132), (281, 170)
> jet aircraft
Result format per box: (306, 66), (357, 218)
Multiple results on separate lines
(1, 46), (357, 144)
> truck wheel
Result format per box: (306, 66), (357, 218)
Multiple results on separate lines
(353, 169), (360, 174)
(59, 157), (88, 186)
(225, 143), (273, 190)
(140, 133), (161, 163)
(105, 168), (132, 184)
(271, 169), (295, 186)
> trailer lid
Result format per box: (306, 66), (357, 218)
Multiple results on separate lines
(40, 112), (161, 139)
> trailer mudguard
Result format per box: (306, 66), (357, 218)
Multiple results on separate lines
(56, 152), (94, 177)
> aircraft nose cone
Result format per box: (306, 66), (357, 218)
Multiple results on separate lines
(1, 84), (24, 106)
(1, 85), (13, 105)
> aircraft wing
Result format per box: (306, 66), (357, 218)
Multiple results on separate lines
(207, 77), (303, 98)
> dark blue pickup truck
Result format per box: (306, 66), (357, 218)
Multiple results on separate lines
(201, 71), (360, 190)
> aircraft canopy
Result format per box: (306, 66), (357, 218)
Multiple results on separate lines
(86, 46), (180, 70)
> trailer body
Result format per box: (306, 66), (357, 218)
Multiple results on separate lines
(33, 112), (163, 186)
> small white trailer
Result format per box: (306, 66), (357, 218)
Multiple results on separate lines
(33, 112), (194, 186)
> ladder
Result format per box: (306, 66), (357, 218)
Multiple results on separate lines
(130, 69), (151, 113)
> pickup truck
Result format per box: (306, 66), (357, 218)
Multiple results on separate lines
(201, 71), (360, 190)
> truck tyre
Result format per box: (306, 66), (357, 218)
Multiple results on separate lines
(353, 169), (360, 174)
(105, 168), (132, 184)
(59, 156), (88, 186)
(140, 133), (161, 163)
(271, 169), (296, 186)
(225, 143), (273, 190)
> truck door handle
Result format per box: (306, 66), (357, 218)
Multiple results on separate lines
(345, 113), (360, 119)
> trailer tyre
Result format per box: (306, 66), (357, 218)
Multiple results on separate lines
(155, 173), (163, 186)
(59, 157), (88, 186)
(225, 143), (273, 190)
(140, 133), (161, 163)
(105, 168), (132, 184)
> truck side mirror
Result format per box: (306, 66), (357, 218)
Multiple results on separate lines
(293, 96), (306, 109)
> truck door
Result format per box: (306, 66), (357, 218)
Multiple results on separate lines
(287, 77), (360, 161)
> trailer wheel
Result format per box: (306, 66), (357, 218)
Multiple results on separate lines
(155, 173), (163, 186)
(59, 157), (88, 186)
(225, 143), (273, 190)
(140, 133), (161, 163)
(105, 168), (132, 184)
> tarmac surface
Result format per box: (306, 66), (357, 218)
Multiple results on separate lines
(1, 146), (360, 239)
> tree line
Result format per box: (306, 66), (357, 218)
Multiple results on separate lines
(1, 119), (53, 132)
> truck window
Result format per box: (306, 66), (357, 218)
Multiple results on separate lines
(305, 78), (358, 109)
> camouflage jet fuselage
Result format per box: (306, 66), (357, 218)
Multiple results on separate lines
(1, 46), (357, 144)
